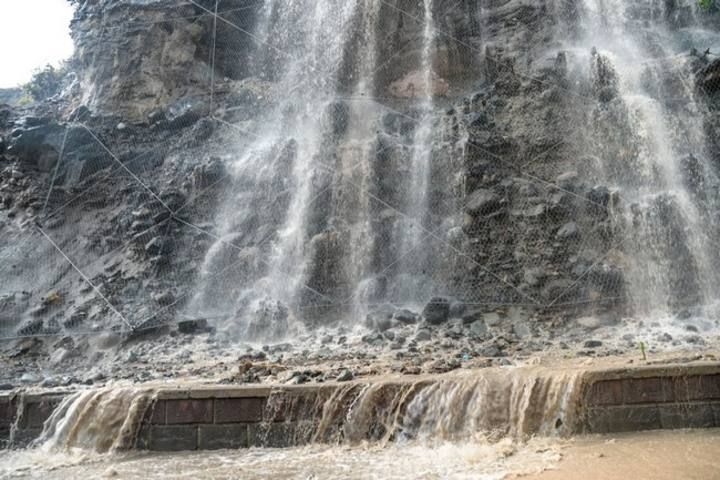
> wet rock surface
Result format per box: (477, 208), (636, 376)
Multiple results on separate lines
(1, 0), (720, 387)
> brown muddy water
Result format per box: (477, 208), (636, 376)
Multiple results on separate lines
(1, 430), (719, 480)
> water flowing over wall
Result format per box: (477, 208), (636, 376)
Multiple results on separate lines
(2, 0), (720, 343)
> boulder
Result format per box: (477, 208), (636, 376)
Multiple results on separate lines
(556, 222), (580, 239)
(177, 318), (209, 334)
(392, 309), (419, 325)
(465, 189), (501, 216)
(192, 156), (227, 189)
(422, 297), (451, 325)
(144, 237), (173, 256)
(366, 304), (397, 332)
(698, 58), (720, 94)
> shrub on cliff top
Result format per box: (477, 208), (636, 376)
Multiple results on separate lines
(23, 64), (66, 102)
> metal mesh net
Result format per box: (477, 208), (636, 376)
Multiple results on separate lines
(2, 0), (720, 340)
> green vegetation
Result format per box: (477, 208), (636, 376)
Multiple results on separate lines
(23, 64), (67, 102)
(699, 0), (716, 10)
(639, 341), (647, 361)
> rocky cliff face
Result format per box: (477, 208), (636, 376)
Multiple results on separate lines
(1, 0), (720, 384)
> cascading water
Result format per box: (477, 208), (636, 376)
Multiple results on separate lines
(189, 0), (454, 337)
(21, 367), (581, 455)
(394, 0), (437, 304)
(572, 0), (720, 321)
(190, 0), (371, 336)
(34, 388), (153, 453)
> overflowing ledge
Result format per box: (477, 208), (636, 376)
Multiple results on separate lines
(1, 362), (719, 451)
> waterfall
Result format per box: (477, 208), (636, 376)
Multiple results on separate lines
(26, 369), (581, 454)
(574, 0), (720, 319)
(190, 0), (368, 336)
(310, 369), (581, 443)
(394, 0), (438, 304)
(189, 0), (449, 337)
(34, 388), (153, 453)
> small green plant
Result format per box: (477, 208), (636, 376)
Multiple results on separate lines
(639, 341), (647, 361)
(23, 64), (66, 102)
(699, 0), (716, 10)
(16, 94), (34, 106)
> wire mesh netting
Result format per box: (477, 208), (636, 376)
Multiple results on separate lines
(2, 0), (720, 340)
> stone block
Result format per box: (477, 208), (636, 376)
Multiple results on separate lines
(144, 400), (166, 425)
(712, 403), (720, 427)
(148, 425), (197, 451)
(672, 376), (704, 402)
(198, 424), (248, 450)
(248, 423), (296, 448)
(703, 374), (720, 399)
(135, 424), (152, 450)
(166, 399), (212, 424)
(264, 394), (320, 423)
(11, 428), (42, 448)
(0, 400), (13, 427)
(22, 400), (59, 429)
(214, 397), (265, 424)
(587, 380), (623, 406)
(246, 421), (317, 448)
(607, 405), (662, 432)
(587, 405), (662, 433)
(622, 377), (673, 404)
(582, 408), (609, 434)
(659, 403), (716, 429)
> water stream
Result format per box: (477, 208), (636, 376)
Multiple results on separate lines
(575, 0), (720, 319)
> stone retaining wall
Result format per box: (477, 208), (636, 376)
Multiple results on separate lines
(2, 363), (720, 451)
(580, 363), (720, 433)
(136, 385), (333, 451)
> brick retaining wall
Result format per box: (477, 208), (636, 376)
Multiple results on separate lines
(580, 363), (720, 433)
(2, 362), (720, 451)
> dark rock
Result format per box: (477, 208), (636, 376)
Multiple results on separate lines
(362, 332), (385, 346)
(698, 58), (720, 94)
(523, 268), (546, 287)
(414, 329), (432, 342)
(153, 291), (175, 306)
(478, 345), (502, 357)
(465, 189), (501, 216)
(69, 106), (91, 122)
(556, 171), (578, 189)
(461, 308), (484, 325)
(587, 185), (611, 207)
(427, 359), (461, 373)
(159, 189), (186, 211)
(178, 318), (209, 334)
(393, 309), (419, 325)
(468, 320), (487, 337)
(192, 157), (227, 189)
(584, 340), (603, 348)
(148, 109), (167, 124)
(512, 322), (532, 339)
(245, 300), (289, 340)
(17, 318), (44, 336)
(448, 301), (466, 318)
(659, 333), (673, 342)
(366, 304), (396, 332)
(382, 111), (415, 137)
(336, 369), (354, 382)
(144, 236), (173, 256)
(556, 222), (579, 239)
(422, 297), (451, 325)
(166, 97), (208, 130)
